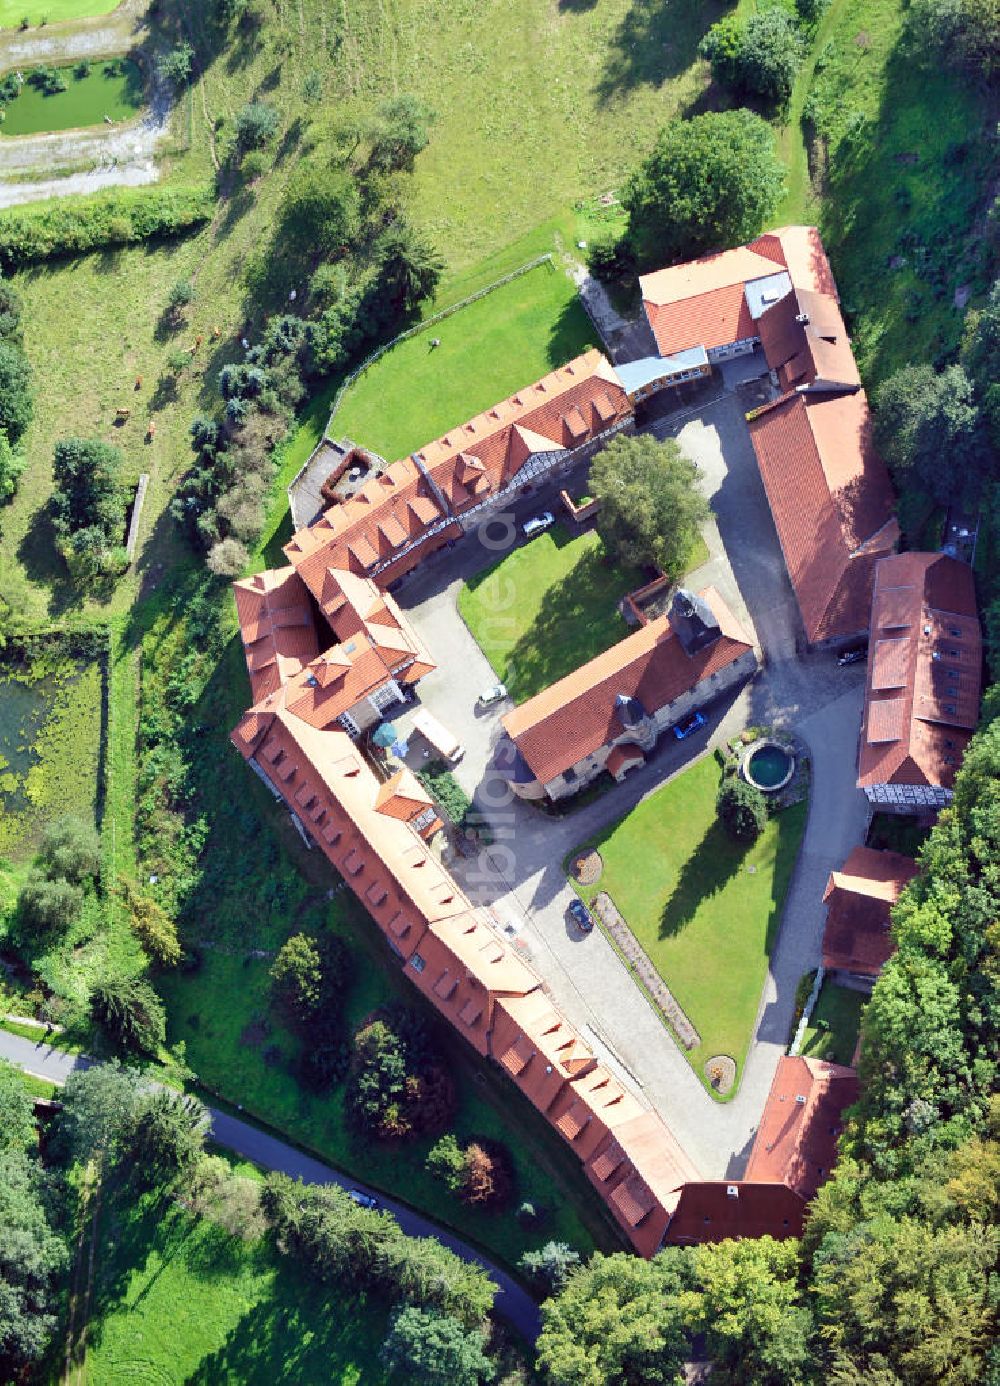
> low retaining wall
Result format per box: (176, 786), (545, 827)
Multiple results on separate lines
(592, 891), (701, 1049)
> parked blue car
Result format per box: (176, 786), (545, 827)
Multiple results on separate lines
(568, 898), (594, 933)
(672, 710), (706, 740)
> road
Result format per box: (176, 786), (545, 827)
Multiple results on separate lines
(0, 1026), (542, 1342)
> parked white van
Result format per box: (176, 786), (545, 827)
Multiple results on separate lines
(412, 708), (465, 764)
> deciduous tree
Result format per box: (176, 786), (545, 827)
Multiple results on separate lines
(591, 433), (709, 579)
(717, 777), (767, 844)
(381, 1306), (495, 1384)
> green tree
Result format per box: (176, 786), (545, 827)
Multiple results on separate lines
(18, 869), (83, 933)
(717, 777), (768, 844)
(117, 876), (182, 968)
(0, 278), (23, 340)
(157, 42), (194, 87)
(377, 219), (444, 316)
(0, 431), (24, 503)
(50, 436), (127, 544)
(206, 535), (249, 577)
(0, 1061), (36, 1153)
(56, 1062), (143, 1163)
(0, 1148), (68, 1374)
(381, 1306), (495, 1384)
(235, 101), (279, 150)
(37, 815), (100, 885)
(874, 364), (990, 506)
(270, 933), (324, 1019)
(91, 974), (166, 1056)
(275, 165), (360, 260)
(590, 432), (709, 578)
(536, 1250), (693, 1385)
(622, 110), (784, 269)
(518, 1241), (581, 1296)
(368, 95), (433, 172)
(688, 1237), (815, 1386)
(701, 10), (804, 106)
(0, 339), (33, 445)
(130, 1090), (208, 1189)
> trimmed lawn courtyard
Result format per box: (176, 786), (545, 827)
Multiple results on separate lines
(458, 523), (644, 703)
(333, 260), (597, 462)
(799, 980), (866, 1067)
(570, 755), (808, 1097)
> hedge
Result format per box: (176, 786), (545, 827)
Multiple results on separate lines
(0, 185), (215, 270)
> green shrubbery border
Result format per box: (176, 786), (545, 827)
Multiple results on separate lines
(0, 185), (214, 271)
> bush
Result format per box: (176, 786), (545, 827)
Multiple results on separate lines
(381, 1306), (496, 1385)
(166, 278), (194, 314)
(235, 101), (279, 150)
(269, 931), (351, 1034)
(18, 869), (83, 933)
(206, 536), (249, 577)
(426, 1134), (513, 1207)
(717, 776), (767, 843)
(518, 1241), (581, 1296)
(0, 340), (33, 446)
(158, 42), (194, 87)
(37, 816), (100, 885)
(0, 186), (214, 271)
(367, 94), (433, 173)
(50, 436), (127, 549)
(0, 432), (25, 504)
(415, 761), (477, 833)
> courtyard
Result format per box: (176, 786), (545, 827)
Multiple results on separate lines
(568, 755), (808, 1097)
(798, 980), (866, 1067)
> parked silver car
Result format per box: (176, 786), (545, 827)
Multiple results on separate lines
(522, 511), (555, 539)
(477, 683), (508, 708)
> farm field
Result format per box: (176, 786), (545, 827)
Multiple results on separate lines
(333, 260), (596, 463)
(0, 58), (143, 136)
(571, 756), (807, 1095)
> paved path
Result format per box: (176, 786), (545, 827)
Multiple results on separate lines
(392, 378), (871, 1177)
(0, 1027), (541, 1342)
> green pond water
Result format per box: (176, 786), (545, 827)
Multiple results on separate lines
(748, 744), (793, 790)
(0, 58), (144, 137)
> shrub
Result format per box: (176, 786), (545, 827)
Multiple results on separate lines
(701, 10), (804, 105)
(0, 432), (25, 504)
(18, 869), (83, 933)
(37, 815), (100, 885)
(367, 94), (433, 173)
(426, 1134), (513, 1207)
(158, 42), (194, 87)
(270, 931), (351, 1032)
(380, 1306), (496, 1385)
(166, 278), (194, 314)
(0, 279), (24, 340)
(717, 776), (767, 843)
(235, 101), (279, 150)
(0, 340), (33, 445)
(117, 875), (182, 967)
(206, 536), (249, 576)
(0, 186), (214, 271)
(50, 436), (127, 548)
(518, 1241), (582, 1296)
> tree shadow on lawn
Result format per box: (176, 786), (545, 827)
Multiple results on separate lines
(15, 503), (87, 618)
(658, 818), (750, 939)
(595, 0), (724, 104)
(501, 544), (638, 699)
(186, 1269), (388, 1386)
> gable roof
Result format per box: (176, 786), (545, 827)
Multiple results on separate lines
(859, 553), (982, 790)
(665, 1180), (806, 1245)
(233, 566), (320, 703)
(639, 239), (788, 354)
(748, 389), (898, 643)
(822, 845), (919, 975)
(744, 1056), (858, 1200)
(501, 587), (753, 786)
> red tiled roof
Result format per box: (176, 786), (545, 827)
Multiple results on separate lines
(665, 1181), (806, 1244)
(502, 587), (753, 786)
(748, 390), (898, 644)
(744, 1056), (858, 1200)
(606, 743), (645, 777)
(640, 240), (789, 354)
(233, 566), (320, 703)
(858, 553), (982, 791)
(822, 845), (919, 976)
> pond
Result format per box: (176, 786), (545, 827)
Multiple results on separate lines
(0, 57), (144, 137)
(745, 741), (795, 792)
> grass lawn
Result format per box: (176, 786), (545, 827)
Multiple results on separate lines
(0, 59), (143, 136)
(571, 756), (808, 1096)
(459, 521), (708, 703)
(799, 981), (866, 1067)
(0, 0), (118, 24)
(82, 1182), (390, 1385)
(458, 523), (642, 703)
(333, 261), (597, 462)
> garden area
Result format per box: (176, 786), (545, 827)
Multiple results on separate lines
(569, 755), (807, 1097)
(798, 979), (866, 1067)
(0, 58), (144, 137)
(332, 259), (596, 463)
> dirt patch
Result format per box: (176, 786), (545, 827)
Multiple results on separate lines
(592, 891), (700, 1050)
(704, 1054), (736, 1095)
(570, 850), (603, 886)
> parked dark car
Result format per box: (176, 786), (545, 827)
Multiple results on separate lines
(837, 644), (868, 666)
(568, 898), (594, 932)
(347, 1188), (379, 1210)
(672, 710), (706, 740)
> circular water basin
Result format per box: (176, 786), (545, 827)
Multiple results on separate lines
(743, 739), (795, 793)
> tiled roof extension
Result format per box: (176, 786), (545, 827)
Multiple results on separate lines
(821, 845), (919, 976)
